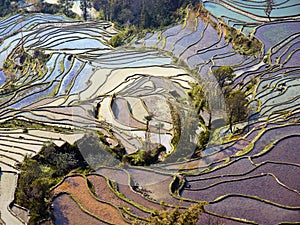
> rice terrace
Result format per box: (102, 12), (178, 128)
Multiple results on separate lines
(0, 0), (299, 224)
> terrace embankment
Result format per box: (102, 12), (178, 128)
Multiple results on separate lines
(0, 1), (299, 223)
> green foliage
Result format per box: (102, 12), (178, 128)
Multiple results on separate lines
(77, 133), (122, 167)
(166, 101), (201, 162)
(15, 156), (54, 225)
(123, 149), (147, 166)
(211, 66), (249, 132)
(122, 145), (166, 166)
(109, 32), (125, 47)
(196, 128), (210, 152)
(212, 66), (235, 88)
(108, 26), (138, 47)
(0, 0), (19, 17)
(39, 2), (59, 14)
(187, 82), (210, 156)
(0, 118), (72, 132)
(245, 77), (258, 93)
(188, 82), (207, 114)
(195, 5), (262, 56)
(226, 89), (248, 132)
(91, 0), (188, 29)
(223, 25), (262, 56)
(15, 142), (89, 224)
(58, 0), (73, 14)
(2, 48), (50, 91)
(134, 202), (205, 225)
(38, 1), (76, 18)
(168, 101), (181, 149)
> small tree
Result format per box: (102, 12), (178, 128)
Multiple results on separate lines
(188, 82), (207, 114)
(109, 33), (124, 47)
(213, 66), (235, 88)
(226, 90), (248, 133)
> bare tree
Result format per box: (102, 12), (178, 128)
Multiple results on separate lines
(144, 114), (153, 150)
(264, 0), (274, 22)
(155, 122), (164, 145)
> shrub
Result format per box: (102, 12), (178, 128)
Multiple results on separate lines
(134, 202), (206, 225)
(226, 89), (249, 132)
(212, 66), (235, 88)
(188, 83), (207, 114)
(15, 142), (89, 224)
(123, 145), (166, 166)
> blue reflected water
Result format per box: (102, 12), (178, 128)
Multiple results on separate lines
(0, 71), (6, 86)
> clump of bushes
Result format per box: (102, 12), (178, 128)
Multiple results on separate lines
(134, 201), (206, 225)
(197, 4), (262, 56)
(193, 128), (210, 157)
(0, 119), (71, 132)
(108, 26), (139, 47)
(77, 133), (123, 167)
(92, 0), (188, 30)
(15, 142), (89, 224)
(187, 82), (210, 156)
(0, 0), (19, 17)
(212, 66), (235, 88)
(226, 89), (249, 132)
(122, 145), (166, 166)
(222, 25), (262, 56)
(2, 48), (50, 88)
(38, 2), (77, 18)
(211, 66), (249, 133)
(168, 101), (181, 150)
(188, 82), (207, 114)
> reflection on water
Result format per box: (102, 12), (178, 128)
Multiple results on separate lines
(0, 71), (5, 86)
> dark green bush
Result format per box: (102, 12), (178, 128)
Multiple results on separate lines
(15, 142), (89, 224)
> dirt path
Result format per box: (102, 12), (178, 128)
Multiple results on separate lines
(0, 172), (23, 225)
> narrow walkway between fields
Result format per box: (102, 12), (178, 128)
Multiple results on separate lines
(0, 172), (23, 225)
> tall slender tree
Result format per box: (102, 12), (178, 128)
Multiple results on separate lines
(155, 122), (164, 145)
(264, 0), (274, 21)
(80, 0), (92, 20)
(144, 114), (153, 151)
(226, 90), (248, 133)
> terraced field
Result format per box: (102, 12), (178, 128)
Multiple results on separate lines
(0, 1), (299, 224)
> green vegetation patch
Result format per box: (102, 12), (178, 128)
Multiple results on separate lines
(92, 0), (188, 30)
(108, 26), (139, 47)
(0, 0), (19, 17)
(187, 82), (210, 156)
(0, 118), (72, 133)
(77, 132), (123, 167)
(2, 48), (50, 91)
(188, 83), (208, 115)
(15, 142), (90, 224)
(223, 24), (263, 56)
(211, 66), (249, 133)
(196, 3), (263, 56)
(122, 145), (166, 166)
(226, 89), (249, 133)
(133, 202), (206, 225)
